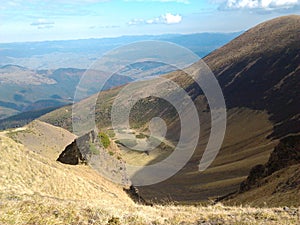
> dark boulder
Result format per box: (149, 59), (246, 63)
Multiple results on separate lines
(57, 130), (97, 165)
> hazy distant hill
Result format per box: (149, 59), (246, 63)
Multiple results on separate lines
(40, 15), (300, 206)
(0, 66), (133, 122)
(0, 32), (241, 69)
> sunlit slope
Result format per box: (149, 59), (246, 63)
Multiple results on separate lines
(4, 120), (76, 160)
(0, 132), (131, 205)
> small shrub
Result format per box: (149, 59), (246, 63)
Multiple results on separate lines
(99, 132), (110, 149)
(106, 129), (116, 138)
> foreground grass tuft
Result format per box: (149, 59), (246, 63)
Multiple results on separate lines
(0, 195), (299, 225)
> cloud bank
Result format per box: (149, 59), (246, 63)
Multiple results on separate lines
(129, 13), (182, 25)
(222, 0), (300, 10)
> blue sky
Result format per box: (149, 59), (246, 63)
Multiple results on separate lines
(0, 0), (299, 43)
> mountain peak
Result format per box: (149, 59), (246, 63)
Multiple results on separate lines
(205, 15), (300, 71)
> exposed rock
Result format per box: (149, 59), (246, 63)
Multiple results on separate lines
(265, 135), (300, 175)
(239, 135), (300, 193)
(57, 130), (97, 165)
(57, 129), (131, 186)
(197, 219), (225, 225)
(239, 164), (266, 192)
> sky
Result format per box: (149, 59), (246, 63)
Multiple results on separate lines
(0, 0), (299, 43)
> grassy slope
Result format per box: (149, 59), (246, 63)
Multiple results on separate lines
(4, 120), (76, 160)
(0, 132), (298, 224)
(224, 164), (300, 207)
(0, 106), (19, 120)
(204, 15), (300, 138)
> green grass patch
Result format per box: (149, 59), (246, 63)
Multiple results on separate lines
(106, 129), (116, 138)
(99, 132), (110, 149)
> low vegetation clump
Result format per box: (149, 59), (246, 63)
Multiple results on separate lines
(106, 129), (116, 138)
(107, 216), (121, 225)
(99, 132), (110, 149)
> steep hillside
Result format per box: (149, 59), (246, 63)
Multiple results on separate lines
(2, 124), (297, 224)
(40, 15), (300, 205)
(0, 128), (132, 207)
(223, 134), (300, 207)
(205, 15), (300, 138)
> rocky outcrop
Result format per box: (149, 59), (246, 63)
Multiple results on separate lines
(239, 135), (300, 192)
(57, 129), (131, 186)
(57, 130), (97, 165)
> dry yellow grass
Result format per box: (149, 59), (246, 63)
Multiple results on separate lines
(0, 134), (131, 202)
(1, 194), (299, 225)
(4, 120), (76, 161)
(0, 127), (299, 224)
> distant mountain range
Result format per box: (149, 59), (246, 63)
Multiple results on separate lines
(0, 32), (241, 69)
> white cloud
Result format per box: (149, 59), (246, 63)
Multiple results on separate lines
(128, 13), (182, 25)
(223, 0), (300, 10)
(162, 13), (182, 24)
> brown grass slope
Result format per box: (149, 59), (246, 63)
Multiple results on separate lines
(205, 14), (300, 138)
(0, 122), (130, 202)
(4, 120), (76, 160)
(224, 134), (300, 207)
(2, 125), (299, 224)
(40, 15), (300, 205)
